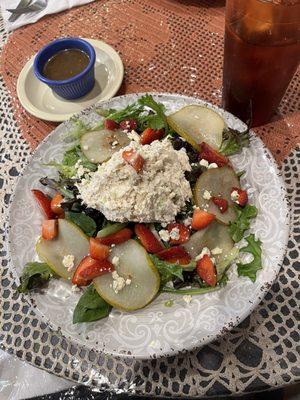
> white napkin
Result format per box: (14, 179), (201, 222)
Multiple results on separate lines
(0, 0), (95, 31)
(0, 349), (72, 400)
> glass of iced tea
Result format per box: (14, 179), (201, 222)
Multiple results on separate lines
(222, 0), (300, 127)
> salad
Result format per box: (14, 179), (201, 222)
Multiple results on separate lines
(17, 95), (262, 324)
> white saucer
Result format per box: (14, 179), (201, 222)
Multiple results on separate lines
(17, 39), (124, 122)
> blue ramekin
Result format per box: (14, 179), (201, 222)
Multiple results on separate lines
(34, 37), (96, 100)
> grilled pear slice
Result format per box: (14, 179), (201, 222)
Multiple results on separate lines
(36, 219), (89, 280)
(167, 105), (225, 150)
(93, 240), (160, 311)
(80, 129), (130, 163)
(194, 166), (240, 225)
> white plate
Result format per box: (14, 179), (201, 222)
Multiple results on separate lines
(8, 93), (289, 359)
(17, 39), (124, 122)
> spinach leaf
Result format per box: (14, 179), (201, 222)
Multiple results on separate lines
(138, 94), (169, 132)
(73, 285), (110, 323)
(237, 234), (262, 282)
(18, 262), (56, 293)
(97, 222), (127, 238)
(65, 211), (97, 237)
(220, 127), (250, 156)
(229, 204), (258, 243)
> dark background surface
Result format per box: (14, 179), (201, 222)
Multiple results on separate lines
(28, 384), (300, 400)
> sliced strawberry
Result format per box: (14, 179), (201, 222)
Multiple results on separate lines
(72, 275), (90, 287)
(104, 119), (119, 130)
(191, 208), (215, 230)
(196, 254), (217, 286)
(211, 196), (228, 214)
(89, 238), (110, 261)
(199, 142), (229, 167)
(166, 256), (191, 265)
(42, 219), (58, 240)
(72, 256), (114, 286)
(157, 246), (191, 265)
(134, 224), (164, 253)
(167, 223), (190, 245)
(119, 119), (137, 132)
(50, 193), (65, 218)
(32, 189), (55, 219)
(97, 228), (133, 246)
(140, 128), (164, 145)
(122, 148), (144, 173)
(231, 187), (248, 207)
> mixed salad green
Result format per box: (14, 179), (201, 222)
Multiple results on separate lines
(18, 95), (262, 324)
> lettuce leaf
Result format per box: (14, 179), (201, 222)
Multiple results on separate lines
(237, 234), (262, 282)
(220, 127), (250, 156)
(229, 204), (258, 243)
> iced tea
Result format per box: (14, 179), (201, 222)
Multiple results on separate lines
(222, 0), (300, 126)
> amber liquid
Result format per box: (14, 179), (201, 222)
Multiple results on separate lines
(43, 49), (90, 81)
(222, 3), (300, 126)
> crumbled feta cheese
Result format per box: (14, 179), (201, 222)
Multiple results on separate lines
(111, 270), (131, 294)
(112, 256), (120, 266)
(74, 160), (89, 179)
(211, 247), (223, 255)
(200, 159), (218, 169)
(169, 227), (180, 241)
(62, 255), (75, 271)
(195, 247), (210, 261)
(199, 159), (209, 168)
(111, 140), (119, 148)
(231, 190), (239, 202)
(111, 244), (116, 248)
(183, 295), (192, 304)
(159, 229), (170, 242)
(161, 222), (167, 228)
(82, 145), (89, 151)
(208, 163), (218, 169)
(165, 281), (174, 288)
(77, 139), (192, 223)
(71, 284), (80, 293)
(183, 217), (192, 226)
(203, 190), (212, 200)
(127, 130), (140, 142)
